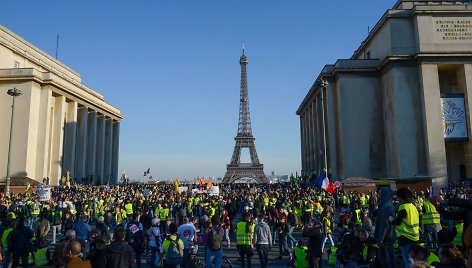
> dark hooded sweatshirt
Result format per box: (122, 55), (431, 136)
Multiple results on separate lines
(374, 188), (396, 245)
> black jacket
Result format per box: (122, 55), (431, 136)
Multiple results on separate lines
(104, 240), (135, 268)
(302, 226), (322, 257)
(8, 224), (34, 256)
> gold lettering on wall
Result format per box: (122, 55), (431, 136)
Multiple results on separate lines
(434, 18), (472, 41)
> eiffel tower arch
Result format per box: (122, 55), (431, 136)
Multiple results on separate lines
(222, 49), (268, 184)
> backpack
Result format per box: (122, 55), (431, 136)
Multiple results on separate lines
(288, 212), (297, 227)
(126, 223), (145, 254)
(166, 237), (183, 265)
(207, 228), (222, 251)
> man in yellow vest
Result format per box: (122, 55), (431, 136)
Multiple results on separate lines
(421, 194), (440, 248)
(236, 213), (254, 268)
(394, 188), (420, 268)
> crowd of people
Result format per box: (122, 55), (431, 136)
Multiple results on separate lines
(0, 179), (469, 268)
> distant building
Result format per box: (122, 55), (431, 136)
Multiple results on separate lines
(297, 0), (472, 187)
(0, 25), (123, 186)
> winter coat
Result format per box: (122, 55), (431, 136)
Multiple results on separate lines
(104, 240), (135, 268)
(374, 188), (396, 246)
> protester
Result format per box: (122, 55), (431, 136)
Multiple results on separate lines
(254, 214), (272, 268)
(203, 215), (224, 268)
(8, 216), (34, 268)
(64, 240), (91, 268)
(104, 227), (135, 268)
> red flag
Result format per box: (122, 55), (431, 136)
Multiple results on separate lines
(326, 182), (335, 194)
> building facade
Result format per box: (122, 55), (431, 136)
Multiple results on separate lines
(0, 25), (123, 186)
(297, 0), (472, 187)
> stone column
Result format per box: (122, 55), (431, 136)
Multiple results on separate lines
(419, 64), (448, 187)
(300, 115), (305, 175)
(104, 118), (114, 184)
(76, 107), (88, 182)
(95, 115), (106, 184)
(111, 121), (120, 183)
(49, 95), (66, 185)
(62, 101), (78, 181)
(86, 111), (97, 184)
(459, 64), (472, 178)
(35, 87), (53, 181)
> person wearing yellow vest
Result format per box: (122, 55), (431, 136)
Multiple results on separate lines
(34, 247), (49, 266)
(124, 201), (133, 220)
(408, 244), (441, 267)
(321, 211), (335, 253)
(292, 240), (308, 268)
(352, 203), (363, 225)
(394, 188), (420, 268)
(452, 221), (464, 249)
(422, 194), (440, 248)
(236, 213), (255, 268)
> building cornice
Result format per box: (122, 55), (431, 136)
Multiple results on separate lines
(0, 68), (123, 120)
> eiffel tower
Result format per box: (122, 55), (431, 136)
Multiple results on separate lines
(222, 49), (268, 184)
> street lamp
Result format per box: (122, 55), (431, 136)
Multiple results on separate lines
(5, 88), (22, 196)
(318, 79), (328, 174)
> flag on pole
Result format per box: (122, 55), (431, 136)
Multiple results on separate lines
(315, 169), (335, 194)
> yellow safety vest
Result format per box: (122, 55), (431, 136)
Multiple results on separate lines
(2, 228), (12, 251)
(34, 247), (49, 266)
(363, 243), (378, 262)
(354, 209), (362, 224)
(328, 246), (337, 265)
(125, 203), (133, 215)
(31, 204), (40, 216)
(236, 221), (253, 245)
(343, 196), (349, 204)
(294, 246), (308, 268)
(422, 201), (440, 225)
(160, 208), (169, 220)
(453, 223), (463, 247)
(395, 203), (420, 241)
(323, 217), (332, 234)
(427, 252), (440, 265)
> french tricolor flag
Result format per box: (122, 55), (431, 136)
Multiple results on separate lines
(315, 171), (335, 194)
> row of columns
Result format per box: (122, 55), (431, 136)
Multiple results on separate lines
(72, 107), (120, 185)
(300, 90), (324, 176)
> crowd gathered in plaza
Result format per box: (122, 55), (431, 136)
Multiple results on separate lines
(0, 178), (470, 268)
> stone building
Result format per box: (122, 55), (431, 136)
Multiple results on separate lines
(297, 0), (472, 187)
(0, 25), (123, 186)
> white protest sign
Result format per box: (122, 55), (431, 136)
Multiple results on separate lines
(37, 186), (51, 201)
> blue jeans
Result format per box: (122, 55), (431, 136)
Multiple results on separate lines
(424, 224), (438, 246)
(400, 244), (414, 268)
(278, 235), (290, 256)
(287, 227), (297, 248)
(205, 247), (223, 268)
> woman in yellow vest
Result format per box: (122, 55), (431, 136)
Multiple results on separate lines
(321, 211), (335, 253)
(394, 188), (420, 268)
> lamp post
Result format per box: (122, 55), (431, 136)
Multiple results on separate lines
(318, 79), (329, 174)
(5, 88), (22, 196)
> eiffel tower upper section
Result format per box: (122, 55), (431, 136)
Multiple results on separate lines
(238, 49), (253, 137)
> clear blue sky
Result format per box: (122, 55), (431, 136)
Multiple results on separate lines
(1, 0), (395, 181)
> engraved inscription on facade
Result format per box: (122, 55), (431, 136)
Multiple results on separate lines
(434, 17), (472, 41)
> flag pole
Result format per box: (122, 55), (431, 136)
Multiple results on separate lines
(320, 79), (329, 175)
